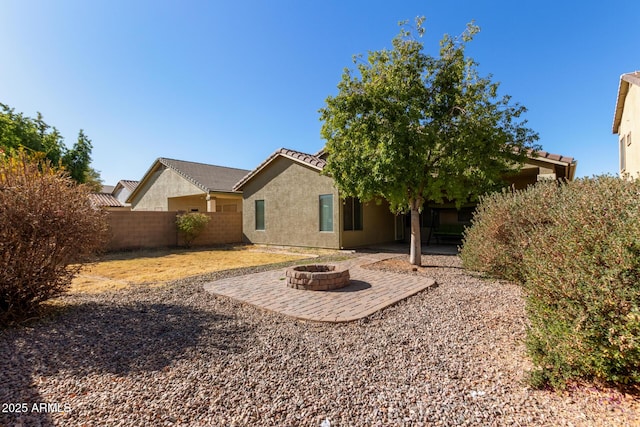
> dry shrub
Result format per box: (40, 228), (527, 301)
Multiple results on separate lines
(0, 153), (107, 324)
(460, 180), (560, 282)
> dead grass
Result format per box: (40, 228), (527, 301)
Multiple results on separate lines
(70, 245), (313, 294)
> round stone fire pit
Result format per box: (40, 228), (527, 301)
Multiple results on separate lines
(285, 265), (350, 291)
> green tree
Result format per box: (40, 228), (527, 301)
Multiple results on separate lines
(63, 129), (93, 183)
(319, 18), (539, 265)
(0, 102), (101, 186)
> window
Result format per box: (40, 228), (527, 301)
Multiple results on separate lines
(621, 136), (627, 172)
(343, 197), (363, 231)
(421, 207), (435, 228)
(319, 194), (333, 232)
(457, 208), (474, 224)
(255, 200), (265, 230)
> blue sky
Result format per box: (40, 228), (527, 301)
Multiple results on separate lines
(1, 0), (638, 185)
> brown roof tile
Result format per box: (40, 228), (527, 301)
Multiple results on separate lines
(533, 150), (574, 165)
(89, 193), (124, 207)
(117, 180), (139, 192)
(235, 146), (576, 191)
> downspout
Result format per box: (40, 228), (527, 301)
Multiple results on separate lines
(338, 191), (344, 250)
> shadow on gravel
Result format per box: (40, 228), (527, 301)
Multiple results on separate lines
(0, 301), (253, 426)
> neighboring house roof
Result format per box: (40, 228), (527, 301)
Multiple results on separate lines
(613, 71), (640, 134)
(114, 179), (139, 193)
(531, 150), (575, 166)
(101, 185), (115, 193)
(89, 193), (125, 208)
(157, 158), (250, 192)
(128, 157), (250, 203)
(233, 148), (327, 191)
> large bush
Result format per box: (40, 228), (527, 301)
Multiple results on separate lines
(461, 176), (640, 389)
(460, 181), (560, 282)
(0, 153), (107, 325)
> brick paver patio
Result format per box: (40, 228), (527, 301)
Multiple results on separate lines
(203, 253), (437, 322)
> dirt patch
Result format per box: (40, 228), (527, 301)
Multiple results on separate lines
(363, 254), (463, 275)
(70, 245), (311, 294)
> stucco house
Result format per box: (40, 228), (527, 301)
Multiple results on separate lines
(127, 157), (249, 212)
(234, 149), (397, 248)
(112, 180), (139, 206)
(613, 71), (640, 177)
(234, 147), (576, 249)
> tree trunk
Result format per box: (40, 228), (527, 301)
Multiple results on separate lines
(409, 199), (422, 266)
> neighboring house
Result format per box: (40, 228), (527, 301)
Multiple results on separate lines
(234, 147), (577, 249)
(127, 157), (249, 212)
(613, 71), (640, 177)
(90, 180), (139, 211)
(112, 180), (139, 206)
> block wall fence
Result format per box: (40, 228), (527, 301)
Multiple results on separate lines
(105, 211), (242, 251)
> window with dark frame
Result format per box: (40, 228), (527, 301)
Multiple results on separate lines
(255, 199), (265, 230)
(319, 194), (333, 232)
(343, 197), (363, 231)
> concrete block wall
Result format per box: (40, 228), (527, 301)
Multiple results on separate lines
(105, 211), (242, 251)
(176, 212), (243, 247)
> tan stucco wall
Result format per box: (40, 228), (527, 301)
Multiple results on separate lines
(131, 167), (204, 211)
(130, 166), (243, 212)
(620, 83), (640, 177)
(241, 157), (340, 249)
(340, 199), (396, 248)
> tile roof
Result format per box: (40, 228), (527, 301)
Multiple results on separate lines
(233, 146), (576, 192)
(278, 148), (327, 169)
(233, 148), (326, 191)
(157, 158), (251, 193)
(613, 71), (640, 133)
(532, 150), (574, 165)
(89, 193), (124, 207)
(116, 180), (139, 192)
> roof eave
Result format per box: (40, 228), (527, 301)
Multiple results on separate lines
(159, 158), (209, 193)
(613, 72), (640, 134)
(233, 148), (324, 191)
(125, 159), (164, 204)
(613, 79), (629, 134)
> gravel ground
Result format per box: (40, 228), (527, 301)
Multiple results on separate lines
(1, 253), (639, 426)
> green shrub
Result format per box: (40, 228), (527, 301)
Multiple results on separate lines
(0, 152), (107, 325)
(176, 212), (210, 247)
(522, 176), (640, 388)
(461, 176), (640, 389)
